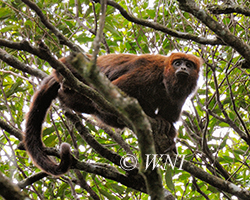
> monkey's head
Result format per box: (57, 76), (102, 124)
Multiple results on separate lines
(164, 52), (202, 79)
(163, 53), (203, 96)
(170, 52), (201, 78)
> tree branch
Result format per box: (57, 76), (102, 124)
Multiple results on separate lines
(0, 39), (128, 129)
(172, 154), (250, 200)
(73, 50), (165, 198)
(74, 161), (147, 193)
(21, 0), (82, 52)
(17, 172), (48, 189)
(65, 111), (126, 167)
(177, 0), (250, 64)
(87, 119), (135, 155)
(208, 5), (250, 16)
(0, 171), (31, 200)
(94, 0), (225, 45)
(0, 47), (47, 79)
(0, 119), (23, 141)
(74, 170), (100, 200)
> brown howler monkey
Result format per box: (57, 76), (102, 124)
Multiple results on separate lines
(25, 52), (202, 175)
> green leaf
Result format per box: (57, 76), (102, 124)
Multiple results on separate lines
(165, 166), (175, 191)
(99, 189), (117, 200)
(105, 24), (121, 37)
(83, 6), (92, 18)
(218, 132), (229, 150)
(110, 183), (125, 194)
(0, 7), (12, 19)
(43, 127), (55, 137)
(0, 25), (20, 33)
(147, 9), (155, 18)
(43, 134), (57, 147)
(5, 80), (22, 97)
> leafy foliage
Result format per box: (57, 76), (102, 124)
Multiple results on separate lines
(0, 0), (250, 199)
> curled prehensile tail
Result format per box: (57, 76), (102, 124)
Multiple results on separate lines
(24, 75), (72, 175)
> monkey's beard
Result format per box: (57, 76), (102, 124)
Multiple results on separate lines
(163, 75), (197, 100)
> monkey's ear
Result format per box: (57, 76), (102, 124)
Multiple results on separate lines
(199, 57), (204, 66)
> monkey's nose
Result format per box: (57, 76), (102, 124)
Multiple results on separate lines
(181, 66), (187, 70)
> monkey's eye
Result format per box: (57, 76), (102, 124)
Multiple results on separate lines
(186, 61), (195, 68)
(173, 60), (182, 66)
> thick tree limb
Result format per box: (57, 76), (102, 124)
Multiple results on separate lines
(0, 171), (31, 200)
(0, 40), (126, 130)
(0, 47), (47, 79)
(17, 172), (48, 189)
(0, 119), (23, 141)
(75, 161), (147, 193)
(208, 5), (250, 16)
(71, 52), (165, 199)
(72, 0), (165, 196)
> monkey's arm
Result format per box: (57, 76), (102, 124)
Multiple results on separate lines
(24, 75), (72, 175)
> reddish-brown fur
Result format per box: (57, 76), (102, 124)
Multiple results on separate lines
(25, 52), (202, 175)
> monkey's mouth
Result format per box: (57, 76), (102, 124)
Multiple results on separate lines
(176, 72), (189, 79)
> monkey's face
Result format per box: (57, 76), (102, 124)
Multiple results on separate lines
(163, 53), (201, 83)
(163, 54), (201, 96)
(172, 59), (196, 79)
